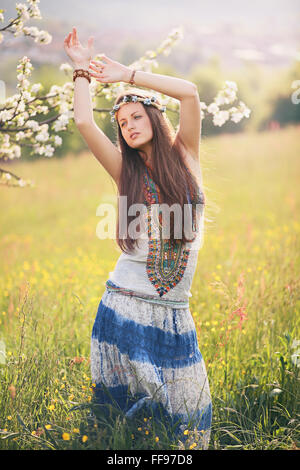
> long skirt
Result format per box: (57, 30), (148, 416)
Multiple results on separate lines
(90, 288), (212, 449)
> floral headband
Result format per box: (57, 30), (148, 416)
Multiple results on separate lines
(110, 95), (166, 122)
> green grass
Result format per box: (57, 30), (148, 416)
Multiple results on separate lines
(0, 125), (299, 449)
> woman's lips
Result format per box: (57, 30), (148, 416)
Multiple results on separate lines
(130, 133), (140, 139)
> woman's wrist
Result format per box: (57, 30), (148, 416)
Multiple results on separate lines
(122, 67), (135, 83)
(73, 61), (90, 71)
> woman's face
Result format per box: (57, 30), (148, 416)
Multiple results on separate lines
(117, 102), (153, 149)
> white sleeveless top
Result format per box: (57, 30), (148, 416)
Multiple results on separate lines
(106, 164), (205, 308)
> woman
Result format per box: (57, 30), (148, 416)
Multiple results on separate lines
(64, 27), (212, 449)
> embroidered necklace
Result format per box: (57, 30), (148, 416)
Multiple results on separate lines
(142, 164), (202, 297)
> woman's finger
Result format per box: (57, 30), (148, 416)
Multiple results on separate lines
(74, 27), (79, 44)
(87, 36), (94, 50)
(71, 27), (77, 46)
(90, 60), (106, 70)
(89, 63), (102, 71)
(99, 53), (112, 63)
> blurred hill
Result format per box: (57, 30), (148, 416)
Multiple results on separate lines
(0, 0), (299, 158)
(0, 0), (299, 72)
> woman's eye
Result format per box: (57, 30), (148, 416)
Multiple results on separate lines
(121, 116), (141, 127)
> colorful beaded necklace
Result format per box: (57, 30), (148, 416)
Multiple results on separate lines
(142, 162), (203, 297)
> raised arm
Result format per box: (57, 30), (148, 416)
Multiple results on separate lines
(126, 69), (201, 162)
(89, 56), (201, 162)
(63, 27), (122, 187)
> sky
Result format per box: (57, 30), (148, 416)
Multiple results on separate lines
(1, 0), (299, 34)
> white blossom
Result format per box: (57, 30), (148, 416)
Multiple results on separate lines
(12, 145), (21, 158)
(15, 131), (26, 141)
(35, 30), (52, 44)
(31, 83), (42, 94)
(35, 105), (49, 114)
(3, 134), (10, 145)
(54, 135), (62, 146)
(225, 80), (238, 92)
(60, 63), (73, 72)
(36, 131), (49, 142)
(47, 85), (62, 96)
(59, 101), (69, 114)
(22, 91), (32, 101)
(35, 145), (45, 155)
(213, 110), (230, 127)
(17, 116), (25, 126)
(0, 109), (15, 122)
(26, 120), (40, 131)
(207, 102), (219, 114)
(16, 3), (30, 21)
(231, 108), (244, 123)
(22, 25), (39, 36)
(53, 113), (69, 131)
(18, 101), (26, 113)
(44, 144), (54, 157)
(225, 89), (237, 103)
(18, 178), (26, 187)
(28, 0), (42, 19)
(215, 95), (227, 106)
(17, 73), (26, 82)
(239, 102), (251, 118)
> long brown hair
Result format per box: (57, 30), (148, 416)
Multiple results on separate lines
(113, 87), (205, 254)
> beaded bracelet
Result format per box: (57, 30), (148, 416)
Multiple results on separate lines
(73, 68), (91, 84)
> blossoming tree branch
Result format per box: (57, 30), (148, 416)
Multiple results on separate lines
(0, 0), (251, 188)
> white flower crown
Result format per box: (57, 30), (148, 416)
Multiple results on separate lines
(110, 95), (166, 122)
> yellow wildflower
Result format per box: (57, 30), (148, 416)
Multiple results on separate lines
(62, 432), (70, 441)
(82, 435), (88, 443)
(155, 436), (159, 442)
(45, 425), (52, 430)
(7, 416), (12, 420)
(73, 428), (80, 433)
(189, 442), (197, 449)
(184, 429), (189, 435)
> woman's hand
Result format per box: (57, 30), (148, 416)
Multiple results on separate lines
(64, 26), (94, 67)
(89, 56), (131, 84)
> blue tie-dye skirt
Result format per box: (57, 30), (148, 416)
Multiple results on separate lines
(90, 287), (212, 449)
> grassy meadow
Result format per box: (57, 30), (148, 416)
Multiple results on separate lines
(0, 125), (299, 450)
